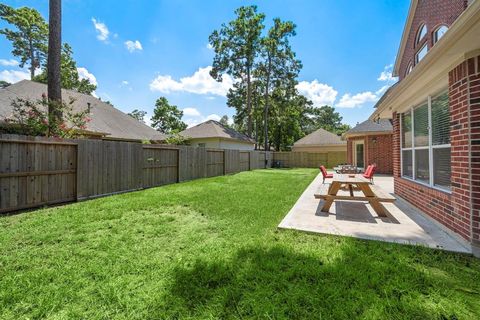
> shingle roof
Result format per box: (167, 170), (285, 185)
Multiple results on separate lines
(0, 80), (166, 141)
(293, 128), (346, 146)
(344, 119), (393, 137)
(179, 120), (255, 143)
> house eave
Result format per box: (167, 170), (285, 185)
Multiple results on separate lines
(372, 0), (480, 120)
(393, 0), (419, 77)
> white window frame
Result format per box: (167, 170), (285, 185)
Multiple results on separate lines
(433, 25), (448, 44)
(400, 91), (451, 193)
(353, 140), (365, 169)
(416, 24), (427, 44)
(415, 43), (428, 64)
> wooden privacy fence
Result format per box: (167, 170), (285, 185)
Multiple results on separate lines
(0, 138), (77, 213)
(0, 134), (343, 213)
(272, 151), (346, 168)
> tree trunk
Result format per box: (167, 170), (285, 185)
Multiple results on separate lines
(29, 40), (35, 80)
(47, 0), (62, 134)
(264, 57), (272, 153)
(246, 66), (252, 137)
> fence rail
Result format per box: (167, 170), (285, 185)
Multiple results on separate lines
(0, 134), (345, 213)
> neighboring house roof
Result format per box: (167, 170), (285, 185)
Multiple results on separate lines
(344, 119), (393, 138)
(293, 128), (346, 146)
(179, 120), (255, 144)
(0, 80), (166, 141)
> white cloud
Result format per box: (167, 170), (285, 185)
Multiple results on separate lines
(0, 69), (30, 83)
(376, 85), (391, 96)
(125, 40), (143, 52)
(377, 64), (398, 82)
(92, 18), (109, 42)
(296, 80), (338, 107)
(0, 59), (19, 67)
(206, 43), (213, 50)
(77, 67), (98, 86)
(150, 66), (233, 96)
(183, 107), (201, 117)
(121, 80), (129, 85)
(206, 114), (221, 121)
(180, 106), (223, 128)
(336, 91), (378, 108)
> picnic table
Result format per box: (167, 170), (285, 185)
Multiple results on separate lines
(314, 174), (395, 217)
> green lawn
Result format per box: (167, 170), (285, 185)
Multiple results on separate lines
(1, 169), (479, 319)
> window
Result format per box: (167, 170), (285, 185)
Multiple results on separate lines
(416, 24), (427, 44)
(416, 44), (428, 63)
(400, 91), (451, 191)
(431, 92), (451, 189)
(433, 25), (448, 44)
(198, 143), (206, 148)
(406, 62), (413, 76)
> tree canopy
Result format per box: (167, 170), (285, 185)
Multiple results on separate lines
(209, 5), (265, 137)
(210, 6), (350, 150)
(1, 4), (96, 95)
(0, 4), (48, 79)
(150, 97), (187, 134)
(128, 109), (147, 123)
(34, 43), (97, 95)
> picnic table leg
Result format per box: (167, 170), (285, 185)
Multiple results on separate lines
(348, 184), (354, 197)
(321, 182), (341, 212)
(357, 183), (388, 217)
(369, 199), (388, 217)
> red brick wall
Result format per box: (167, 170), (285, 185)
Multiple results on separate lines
(453, 56), (480, 250)
(366, 135), (393, 174)
(346, 134), (393, 174)
(393, 55), (480, 248)
(449, 56), (476, 243)
(398, 0), (467, 81)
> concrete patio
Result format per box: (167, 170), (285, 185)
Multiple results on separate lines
(279, 172), (471, 253)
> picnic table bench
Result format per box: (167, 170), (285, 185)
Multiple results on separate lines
(314, 174), (395, 217)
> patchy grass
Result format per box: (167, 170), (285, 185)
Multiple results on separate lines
(0, 168), (479, 319)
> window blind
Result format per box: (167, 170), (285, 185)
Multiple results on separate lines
(414, 103), (429, 147)
(431, 92), (450, 145)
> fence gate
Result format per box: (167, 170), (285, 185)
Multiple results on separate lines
(143, 146), (179, 188)
(0, 139), (77, 213)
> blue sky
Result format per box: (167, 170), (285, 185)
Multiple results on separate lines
(0, 0), (409, 127)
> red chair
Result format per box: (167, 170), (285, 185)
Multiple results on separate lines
(363, 165), (376, 183)
(320, 165), (333, 183)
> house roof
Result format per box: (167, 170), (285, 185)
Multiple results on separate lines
(371, 0), (480, 120)
(293, 128), (346, 146)
(392, 0), (419, 77)
(0, 80), (166, 141)
(179, 120), (255, 144)
(344, 119), (393, 137)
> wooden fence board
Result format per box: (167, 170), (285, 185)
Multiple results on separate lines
(0, 138), (77, 213)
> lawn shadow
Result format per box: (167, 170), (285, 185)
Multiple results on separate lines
(154, 242), (475, 319)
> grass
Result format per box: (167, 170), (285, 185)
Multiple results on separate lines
(0, 168), (479, 319)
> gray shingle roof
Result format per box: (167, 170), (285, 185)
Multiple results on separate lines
(179, 120), (255, 143)
(0, 80), (166, 141)
(345, 119), (393, 136)
(293, 128), (346, 146)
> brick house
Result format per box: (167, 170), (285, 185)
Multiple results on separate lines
(344, 119), (393, 174)
(371, 0), (480, 257)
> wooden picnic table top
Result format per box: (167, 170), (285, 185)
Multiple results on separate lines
(332, 173), (369, 184)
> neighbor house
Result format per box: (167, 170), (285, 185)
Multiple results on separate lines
(179, 120), (255, 150)
(292, 128), (346, 153)
(0, 80), (166, 142)
(371, 0), (480, 256)
(344, 119), (393, 174)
